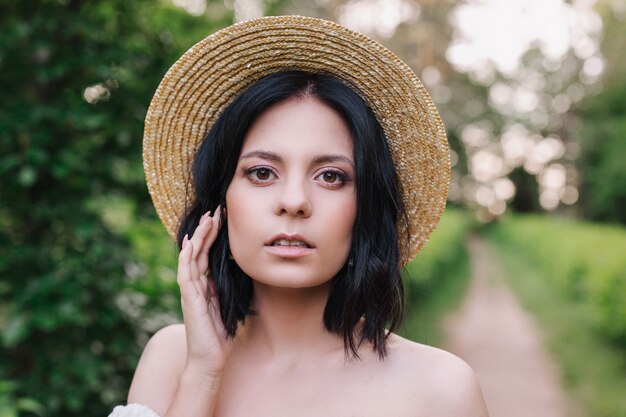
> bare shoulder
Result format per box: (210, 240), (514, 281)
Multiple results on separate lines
(386, 334), (489, 417)
(127, 324), (187, 416)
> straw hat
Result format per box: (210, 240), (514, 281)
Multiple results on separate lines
(143, 15), (450, 266)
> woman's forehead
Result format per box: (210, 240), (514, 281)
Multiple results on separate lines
(240, 96), (355, 160)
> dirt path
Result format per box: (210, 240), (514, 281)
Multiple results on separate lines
(442, 236), (575, 417)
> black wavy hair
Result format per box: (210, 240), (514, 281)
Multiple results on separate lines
(177, 71), (409, 359)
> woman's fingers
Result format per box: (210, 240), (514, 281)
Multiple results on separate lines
(189, 211), (214, 262)
(199, 209), (222, 261)
(177, 235), (199, 302)
(176, 220), (234, 371)
(189, 209), (222, 268)
(198, 210), (222, 267)
(174, 210), (220, 300)
(184, 210), (212, 295)
(183, 208), (223, 302)
(179, 238), (215, 346)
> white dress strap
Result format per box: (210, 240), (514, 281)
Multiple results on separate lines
(108, 403), (161, 417)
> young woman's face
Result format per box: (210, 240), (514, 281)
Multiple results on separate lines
(225, 96), (356, 289)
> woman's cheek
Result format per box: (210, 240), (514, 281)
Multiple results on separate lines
(319, 193), (357, 263)
(225, 183), (270, 263)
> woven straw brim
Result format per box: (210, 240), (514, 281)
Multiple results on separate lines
(143, 15), (450, 267)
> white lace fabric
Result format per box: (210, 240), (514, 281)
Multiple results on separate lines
(108, 403), (161, 417)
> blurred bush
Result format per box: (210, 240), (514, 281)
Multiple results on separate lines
(575, 5), (626, 225)
(490, 215), (626, 346)
(577, 82), (626, 225)
(399, 208), (472, 345)
(0, 1), (230, 416)
(404, 208), (472, 303)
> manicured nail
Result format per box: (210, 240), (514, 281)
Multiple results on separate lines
(182, 234), (188, 249)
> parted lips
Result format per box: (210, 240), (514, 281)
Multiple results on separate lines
(143, 15), (450, 267)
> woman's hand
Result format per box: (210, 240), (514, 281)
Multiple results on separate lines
(177, 208), (234, 377)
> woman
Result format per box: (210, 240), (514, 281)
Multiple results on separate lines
(112, 16), (488, 417)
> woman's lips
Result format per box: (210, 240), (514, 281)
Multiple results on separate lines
(264, 244), (315, 258)
(271, 238), (310, 247)
(263, 233), (315, 258)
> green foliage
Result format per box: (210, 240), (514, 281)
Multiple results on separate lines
(489, 214), (626, 346)
(405, 208), (472, 291)
(0, 381), (45, 417)
(0, 1), (231, 416)
(577, 81), (626, 224)
(575, 11), (626, 225)
(400, 209), (473, 344)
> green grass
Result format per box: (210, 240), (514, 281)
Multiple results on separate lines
(487, 219), (626, 417)
(398, 209), (473, 346)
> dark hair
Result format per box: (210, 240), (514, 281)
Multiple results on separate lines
(177, 71), (408, 359)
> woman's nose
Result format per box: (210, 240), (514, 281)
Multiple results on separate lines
(273, 178), (312, 218)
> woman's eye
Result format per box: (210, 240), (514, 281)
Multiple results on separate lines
(244, 166), (276, 183)
(322, 171), (339, 183)
(254, 168), (272, 181)
(316, 170), (349, 186)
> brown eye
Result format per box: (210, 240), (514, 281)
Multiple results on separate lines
(255, 168), (271, 180)
(244, 166), (276, 184)
(322, 171), (338, 183)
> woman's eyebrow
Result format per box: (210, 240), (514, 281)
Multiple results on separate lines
(313, 154), (355, 169)
(239, 150), (282, 162)
(239, 151), (354, 168)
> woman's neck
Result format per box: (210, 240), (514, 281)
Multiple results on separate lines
(237, 281), (345, 365)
